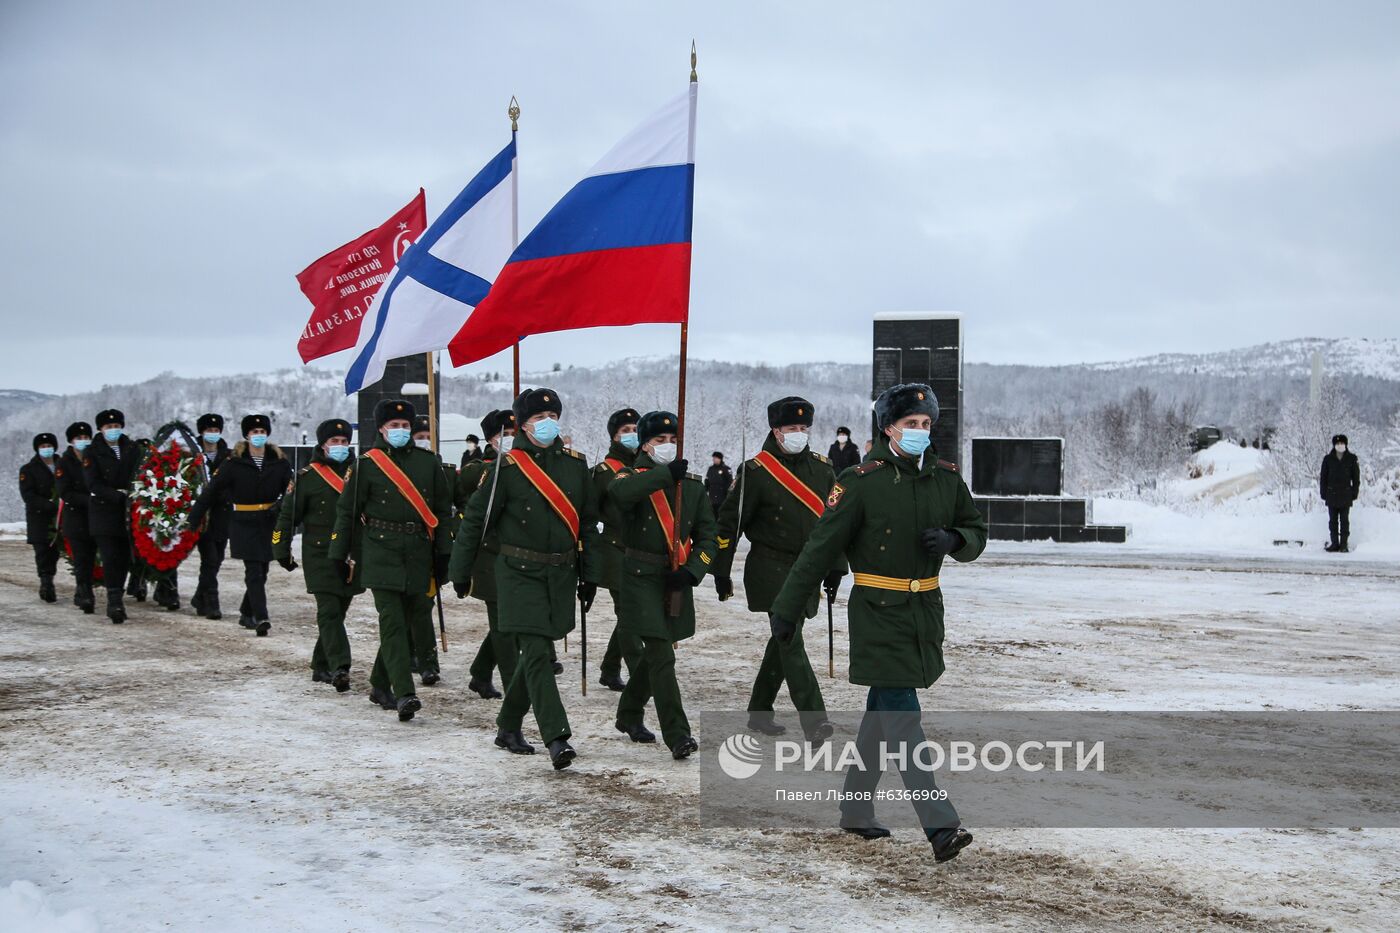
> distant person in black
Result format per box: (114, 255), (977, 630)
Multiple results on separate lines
(828, 425), (861, 475)
(705, 451), (732, 512)
(84, 408), (143, 623)
(1320, 434), (1360, 553)
(461, 433), (483, 465)
(18, 432), (60, 604)
(192, 413), (232, 620)
(56, 422), (97, 614)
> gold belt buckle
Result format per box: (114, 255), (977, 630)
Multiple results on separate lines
(908, 578), (922, 593)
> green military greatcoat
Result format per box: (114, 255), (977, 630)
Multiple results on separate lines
(770, 436), (987, 688)
(273, 454), (364, 597)
(591, 440), (637, 592)
(455, 451), (502, 603)
(713, 434), (846, 617)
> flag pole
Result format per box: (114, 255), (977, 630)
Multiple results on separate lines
(509, 96), (522, 398)
(667, 42), (697, 616)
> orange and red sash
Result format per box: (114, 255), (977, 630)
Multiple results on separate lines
(506, 448), (580, 539)
(636, 468), (692, 565)
(363, 448), (439, 538)
(308, 462), (345, 495)
(753, 450), (825, 518)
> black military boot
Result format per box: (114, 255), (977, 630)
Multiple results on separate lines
(747, 712), (787, 736)
(841, 823), (892, 840)
(804, 719), (835, 744)
(495, 729), (536, 754)
(38, 575), (57, 603)
(106, 590), (126, 625)
(615, 720), (656, 743)
(191, 587), (205, 617)
(204, 591), (222, 621)
(238, 613), (256, 629)
(468, 677), (502, 699)
(396, 695), (422, 722)
(420, 670), (441, 687)
(552, 660), (564, 676)
(670, 735), (699, 760)
(127, 576), (147, 602)
(930, 827), (974, 863)
(255, 619), (271, 637)
(547, 738), (576, 770)
(311, 670), (334, 685)
(1341, 537), (1350, 553)
(75, 583), (95, 614)
(369, 686), (398, 710)
(599, 672), (627, 692)
(332, 670), (351, 693)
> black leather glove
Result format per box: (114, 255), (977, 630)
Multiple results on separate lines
(665, 568), (697, 589)
(666, 458), (688, 483)
(921, 527), (964, 558)
(277, 556), (298, 573)
(577, 581), (597, 613)
(769, 612), (797, 644)
(336, 560), (354, 585)
(453, 579), (470, 600)
(714, 575), (734, 601)
(822, 569), (845, 599)
(433, 553), (451, 587)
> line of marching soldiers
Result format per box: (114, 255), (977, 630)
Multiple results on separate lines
(17, 383), (988, 863)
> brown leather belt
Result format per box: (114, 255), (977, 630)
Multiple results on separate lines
(500, 543), (573, 566)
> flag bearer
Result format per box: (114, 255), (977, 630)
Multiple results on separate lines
(712, 396), (845, 742)
(19, 433), (61, 604)
(607, 410), (718, 760)
(273, 419), (364, 692)
(451, 388), (601, 769)
(84, 409), (141, 624)
(453, 409), (515, 700)
(187, 414), (293, 636)
(591, 407), (644, 692)
(55, 422), (97, 614)
(769, 383), (987, 863)
(328, 399), (454, 723)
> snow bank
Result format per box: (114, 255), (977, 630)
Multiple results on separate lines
(0, 880), (98, 933)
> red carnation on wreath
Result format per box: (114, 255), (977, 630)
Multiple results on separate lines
(130, 444), (204, 572)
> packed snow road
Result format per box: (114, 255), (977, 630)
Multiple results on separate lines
(1, 537), (1396, 931)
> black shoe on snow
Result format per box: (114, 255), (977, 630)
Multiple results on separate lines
(312, 670), (334, 685)
(1341, 544), (1350, 553)
(841, 823), (892, 840)
(805, 719), (835, 744)
(495, 729), (536, 755)
(421, 671), (441, 687)
(1325, 542), (1340, 552)
(930, 827), (973, 863)
(599, 673), (627, 692)
(238, 614), (256, 629)
(332, 671), (351, 693)
(552, 660), (564, 676)
(191, 590), (205, 617)
(369, 686), (398, 710)
(615, 719), (657, 743)
(255, 620), (271, 637)
(547, 738), (577, 770)
(128, 580), (147, 602)
(670, 735), (699, 760)
(75, 584), (95, 614)
(39, 576), (57, 603)
(747, 713), (787, 736)
(107, 605), (127, 624)
(468, 677), (503, 700)
(396, 695), (422, 722)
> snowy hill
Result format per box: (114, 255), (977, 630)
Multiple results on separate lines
(0, 389), (56, 419)
(1086, 337), (1400, 381)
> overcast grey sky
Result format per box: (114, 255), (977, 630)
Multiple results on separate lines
(3, 1), (1398, 394)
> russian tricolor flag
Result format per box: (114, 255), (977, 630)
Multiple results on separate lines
(448, 84), (697, 367)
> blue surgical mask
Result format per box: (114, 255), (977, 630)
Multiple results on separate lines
(73, 439), (92, 452)
(248, 434), (269, 448)
(531, 417), (560, 445)
(203, 432), (222, 444)
(38, 447), (55, 459)
(386, 428), (412, 448)
(326, 444), (350, 463)
(620, 433), (640, 450)
(896, 427), (931, 456)
(103, 428), (123, 443)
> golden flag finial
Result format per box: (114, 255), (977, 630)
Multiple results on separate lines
(690, 40), (698, 83)
(508, 96), (520, 132)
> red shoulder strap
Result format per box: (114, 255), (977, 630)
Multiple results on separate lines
(753, 450), (826, 518)
(364, 449), (438, 537)
(506, 448), (580, 539)
(308, 462), (345, 494)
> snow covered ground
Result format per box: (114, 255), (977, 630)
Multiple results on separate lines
(1, 536), (1397, 931)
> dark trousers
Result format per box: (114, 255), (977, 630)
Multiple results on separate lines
(469, 601), (517, 685)
(93, 533), (130, 597)
(748, 620), (826, 733)
(1328, 505), (1351, 547)
(311, 593), (354, 674)
(369, 589), (430, 699)
(599, 590), (642, 680)
(617, 636), (691, 749)
(497, 633), (569, 743)
(839, 687), (959, 840)
(406, 595), (439, 675)
(238, 560), (270, 620)
(31, 542), (59, 579)
(195, 532), (227, 600)
(65, 530), (95, 587)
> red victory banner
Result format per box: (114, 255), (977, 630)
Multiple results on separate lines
(295, 189), (427, 363)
